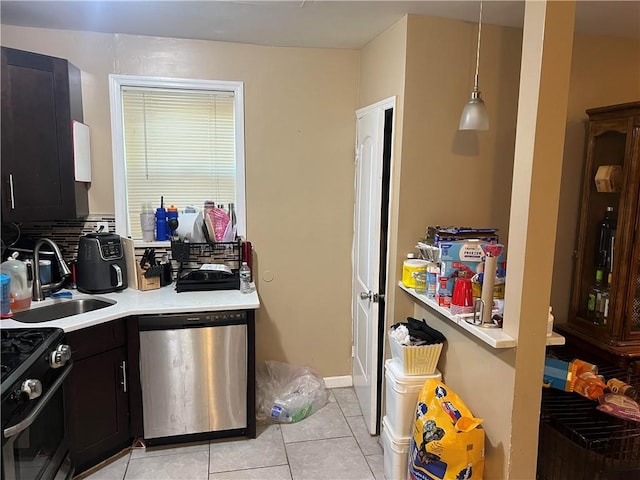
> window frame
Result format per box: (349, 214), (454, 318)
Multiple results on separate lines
(108, 74), (246, 241)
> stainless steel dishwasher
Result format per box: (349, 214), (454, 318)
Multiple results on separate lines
(138, 311), (249, 445)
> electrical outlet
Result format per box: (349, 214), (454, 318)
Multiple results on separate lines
(96, 221), (109, 233)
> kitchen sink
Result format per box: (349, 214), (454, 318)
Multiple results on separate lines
(12, 298), (117, 323)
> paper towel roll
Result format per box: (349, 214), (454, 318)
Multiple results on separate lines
(481, 254), (497, 325)
(175, 211), (205, 242)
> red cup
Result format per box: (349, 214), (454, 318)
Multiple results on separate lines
(451, 277), (473, 315)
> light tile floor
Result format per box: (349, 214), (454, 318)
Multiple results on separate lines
(80, 388), (384, 480)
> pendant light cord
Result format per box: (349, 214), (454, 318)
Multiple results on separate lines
(474, 0), (483, 90)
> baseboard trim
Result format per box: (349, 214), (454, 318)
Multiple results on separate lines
(324, 375), (353, 388)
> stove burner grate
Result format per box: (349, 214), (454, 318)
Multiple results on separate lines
(1, 329), (48, 354)
(1, 328), (63, 385)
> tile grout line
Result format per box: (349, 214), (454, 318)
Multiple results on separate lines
(92, 388), (375, 479)
(344, 414), (379, 479)
(282, 433), (355, 446)
(122, 451), (131, 480)
(332, 394), (378, 480)
(278, 424), (295, 480)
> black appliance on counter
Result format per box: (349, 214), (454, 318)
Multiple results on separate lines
(76, 233), (127, 294)
(1, 328), (74, 480)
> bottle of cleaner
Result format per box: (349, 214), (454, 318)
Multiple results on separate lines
(0, 253), (31, 312)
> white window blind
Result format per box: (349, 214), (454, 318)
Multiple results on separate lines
(121, 87), (237, 240)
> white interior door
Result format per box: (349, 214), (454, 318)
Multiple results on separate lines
(352, 98), (394, 435)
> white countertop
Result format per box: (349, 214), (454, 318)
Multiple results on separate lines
(398, 282), (565, 348)
(1, 286), (260, 332)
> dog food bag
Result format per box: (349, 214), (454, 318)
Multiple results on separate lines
(408, 379), (485, 480)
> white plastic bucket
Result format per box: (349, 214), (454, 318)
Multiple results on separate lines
(385, 358), (441, 439)
(382, 415), (411, 480)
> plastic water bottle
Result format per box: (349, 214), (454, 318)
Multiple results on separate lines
(270, 398), (312, 423)
(239, 261), (251, 294)
(270, 402), (291, 423)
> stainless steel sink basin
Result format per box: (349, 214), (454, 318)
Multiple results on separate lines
(12, 298), (117, 323)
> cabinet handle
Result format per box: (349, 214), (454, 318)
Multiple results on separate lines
(8, 174), (15, 210)
(120, 361), (127, 393)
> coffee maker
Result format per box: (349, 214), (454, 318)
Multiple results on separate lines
(76, 233), (128, 293)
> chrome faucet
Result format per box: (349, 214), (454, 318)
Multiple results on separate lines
(32, 238), (72, 301)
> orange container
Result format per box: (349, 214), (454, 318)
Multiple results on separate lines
(573, 372), (606, 400)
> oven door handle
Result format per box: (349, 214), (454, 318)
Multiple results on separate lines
(3, 361), (73, 439)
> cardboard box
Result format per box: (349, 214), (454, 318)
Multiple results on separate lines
(594, 165), (623, 193)
(436, 241), (505, 306)
(427, 226), (499, 245)
(543, 357), (572, 391)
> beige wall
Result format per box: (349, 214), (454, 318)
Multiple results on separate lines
(4, 14), (638, 479)
(1, 25), (360, 376)
(504, 3), (576, 477)
(552, 33), (640, 323)
(358, 16), (410, 346)
(358, 17), (522, 476)
(398, 10), (639, 479)
(400, 14), (522, 479)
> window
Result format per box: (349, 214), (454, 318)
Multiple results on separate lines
(109, 75), (246, 241)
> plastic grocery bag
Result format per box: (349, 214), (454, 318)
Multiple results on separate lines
(408, 379), (485, 480)
(256, 360), (329, 424)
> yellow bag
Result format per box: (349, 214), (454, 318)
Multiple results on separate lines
(408, 379), (485, 480)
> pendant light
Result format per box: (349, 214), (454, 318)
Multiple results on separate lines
(459, 0), (489, 131)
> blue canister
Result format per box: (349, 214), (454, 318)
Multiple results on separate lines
(155, 207), (168, 241)
(1, 273), (11, 316)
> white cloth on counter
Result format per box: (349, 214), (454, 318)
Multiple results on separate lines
(389, 324), (411, 345)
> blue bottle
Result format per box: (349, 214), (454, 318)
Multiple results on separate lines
(155, 207), (168, 241)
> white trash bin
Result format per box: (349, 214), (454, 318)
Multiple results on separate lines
(384, 358), (442, 438)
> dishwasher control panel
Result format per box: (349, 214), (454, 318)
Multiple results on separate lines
(183, 311), (247, 322)
(138, 310), (249, 331)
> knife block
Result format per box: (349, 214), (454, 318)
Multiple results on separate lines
(135, 264), (161, 291)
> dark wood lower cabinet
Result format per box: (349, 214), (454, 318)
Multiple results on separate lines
(64, 320), (133, 474)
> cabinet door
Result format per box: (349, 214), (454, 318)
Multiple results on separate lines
(570, 111), (640, 345)
(64, 347), (131, 474)
(1, 47), (86, 221)
(623, 126), (640, 342)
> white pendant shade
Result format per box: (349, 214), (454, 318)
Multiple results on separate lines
(458, 0), (489, 131)
(459, 91), (489, 130)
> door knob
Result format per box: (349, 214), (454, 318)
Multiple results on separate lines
(360, 291), (372, 300)
(373, 293), (385, 303)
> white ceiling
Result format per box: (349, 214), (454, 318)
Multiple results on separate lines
(1, 1), (638, 49)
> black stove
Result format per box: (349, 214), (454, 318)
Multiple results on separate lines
(1, 329), (59, 381)
(0, 328), (64, 388)
(1, 327), (74, 480)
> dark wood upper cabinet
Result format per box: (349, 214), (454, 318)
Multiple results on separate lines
(1, 46), (88, 222)
(561, 102), (640, 366)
